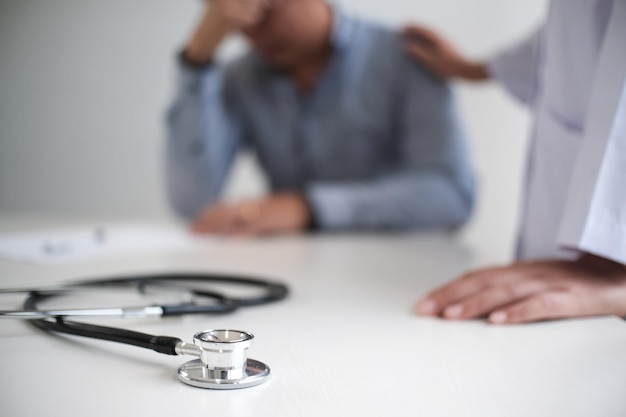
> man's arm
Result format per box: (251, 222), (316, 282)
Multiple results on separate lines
(306, 53), (475, 231)
(166, 0), (268, 219)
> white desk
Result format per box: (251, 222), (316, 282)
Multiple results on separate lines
(1, 219), (625, 417)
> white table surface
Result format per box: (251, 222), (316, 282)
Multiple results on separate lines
(1, 218), (625, 417)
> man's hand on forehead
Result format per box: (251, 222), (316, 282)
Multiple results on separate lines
(207, 0), (272, 31)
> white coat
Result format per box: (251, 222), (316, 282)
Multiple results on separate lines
(488, 0), (626, 264)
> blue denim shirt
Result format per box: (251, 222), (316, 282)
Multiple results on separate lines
(166, 9), (475, 231)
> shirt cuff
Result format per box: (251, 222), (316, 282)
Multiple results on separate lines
(307, 184), (356, 230)
(179, 49), (214, 69)
(176, 50), (218, 94)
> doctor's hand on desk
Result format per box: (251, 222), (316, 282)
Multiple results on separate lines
(403, 24), (489, 81)
(192, 193), (313, 237)
(416, 255), (626, 324)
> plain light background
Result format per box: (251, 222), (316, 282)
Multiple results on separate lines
(0, 0), (547, 262)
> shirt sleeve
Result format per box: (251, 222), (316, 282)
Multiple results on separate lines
(165, 57), (243, 219)
(487, 26), (544, 106)
(557, 2), (626, 265)
(307, 57), (475, 231)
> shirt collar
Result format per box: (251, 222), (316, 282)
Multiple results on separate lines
(329, 4), (356, 51)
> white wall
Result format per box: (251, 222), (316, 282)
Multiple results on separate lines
(0, 0), (547, 261)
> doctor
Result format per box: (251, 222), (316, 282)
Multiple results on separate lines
(407, 0), (626, 324)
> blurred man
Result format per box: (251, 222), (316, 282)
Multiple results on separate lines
(408, 0), (626, 324)
(167, 0), (474, 236)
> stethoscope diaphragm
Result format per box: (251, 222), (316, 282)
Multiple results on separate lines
(177, 329), (271, 389)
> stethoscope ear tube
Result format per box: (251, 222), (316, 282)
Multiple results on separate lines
(72, 273), (290, 308)
(24, 292), (183, 355)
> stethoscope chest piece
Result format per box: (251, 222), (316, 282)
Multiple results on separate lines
(177, 329), (270, 390)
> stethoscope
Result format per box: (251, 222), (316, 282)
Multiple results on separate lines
(0, 273), (289, 390)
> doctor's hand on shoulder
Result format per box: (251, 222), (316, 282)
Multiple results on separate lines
(403, 24), (490, 81)
(416, 255), (626, 324)
(191, 193), (313, 237)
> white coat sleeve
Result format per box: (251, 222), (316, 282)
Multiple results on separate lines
(486, 26), (544, 106)
(558, 1), (626, 265)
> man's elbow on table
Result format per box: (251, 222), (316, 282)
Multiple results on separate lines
(399, 169), (475, 232)
(309, 173), (475, 232)
(416, 174), (475, 231)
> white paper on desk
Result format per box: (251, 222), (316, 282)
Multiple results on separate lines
(0, 224), (213, 265)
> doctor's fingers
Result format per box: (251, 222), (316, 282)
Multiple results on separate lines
(441, 280), (549, 320)
(405, 43), (441, 70)
(403, 24), (444, 48)
(491, 280), (626, 324)
(416, 265), (519, 316)
(403, 25), (457, 76)
(488, 290), (592, 324)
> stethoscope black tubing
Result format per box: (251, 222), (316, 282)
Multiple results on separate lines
(25, 293), (183, 354)
(22, 273), (289, 355)
(70, 273), (289, 308)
